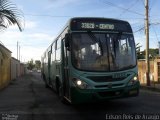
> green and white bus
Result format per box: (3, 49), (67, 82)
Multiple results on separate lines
(41, 17), (140, 104)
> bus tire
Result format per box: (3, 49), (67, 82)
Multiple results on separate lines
(43, 74), (49, 88)
(45, 83), (49, 88)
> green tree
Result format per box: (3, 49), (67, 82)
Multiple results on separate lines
(136, 43), (143, 59)
(27, 59), (35, 70)
(137, 48), (159, 59)
(35, 60), (41, 69)
(148, 48), (159, 59)
(0, 0), (24, 32)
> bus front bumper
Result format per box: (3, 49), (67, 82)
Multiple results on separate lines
(70, 83), (139, 104)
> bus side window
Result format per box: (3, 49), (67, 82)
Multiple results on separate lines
(52, 43), (56, 61)
(56, 38), (61, 61)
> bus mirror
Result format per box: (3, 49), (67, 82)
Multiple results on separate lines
(65, 34), (70, 48)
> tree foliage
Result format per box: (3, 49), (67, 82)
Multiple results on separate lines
(27, 59), (35, 70)
(35, 60), (41, 69)
(27, 59), (41, 70)
(0, 0), (24, 32)
(137, 48), (159, 59)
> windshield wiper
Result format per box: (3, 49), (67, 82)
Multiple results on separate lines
(87, 31), (103, 56)
(113, 32), (123, 57)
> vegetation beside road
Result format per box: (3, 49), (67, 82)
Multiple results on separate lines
(27, 59), (41, 71)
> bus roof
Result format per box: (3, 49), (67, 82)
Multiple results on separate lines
(68, 17), (129, 24)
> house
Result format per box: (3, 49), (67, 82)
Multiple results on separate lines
(11, 57), (20, 80)
(0, 44), (11, 89)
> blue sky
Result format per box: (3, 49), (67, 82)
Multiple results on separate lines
(0, 0), (160, 62)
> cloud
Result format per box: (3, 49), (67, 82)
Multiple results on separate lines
(25, 20), (37, 29)
(27, 33), (54, 41)
(9, 45), (46, 62)
(134, 35), (146, 50)
(4, 20), (37, 31)
(0, 31), (23, 43)
(20, 46), (46, 62)
(0, 29), (55, 61)
(46, 0), (80, 9)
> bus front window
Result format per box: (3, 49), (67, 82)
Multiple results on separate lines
(72, 33), (136, 71)
(107, 34), (137, 71)
(72, 33), (109, 71)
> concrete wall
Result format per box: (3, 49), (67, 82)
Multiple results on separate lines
(153, 58), (160, 82)
(0, 44), (11, 89)
(0, 44), (27, 90)
(11, 58), (26, 80)
(20, 63), (25, 76)
(11, 57), (20, 80)
(138, 59), (158, 84)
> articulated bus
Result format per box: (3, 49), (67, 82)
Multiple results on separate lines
(41, 17), (140, 104)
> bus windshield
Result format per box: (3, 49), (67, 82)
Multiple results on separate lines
(72, 33), (136, 71)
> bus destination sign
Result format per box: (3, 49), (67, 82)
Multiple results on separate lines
(71, 19), (132, 32)
(81, 22), (114, 30)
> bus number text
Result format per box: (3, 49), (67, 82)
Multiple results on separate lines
(81, 23), (95, 29)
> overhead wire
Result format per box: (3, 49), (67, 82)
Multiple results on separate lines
(100, 0), (144, 16)
(150, 25), (159, 47)
(149, 0), (156, 12)
(148, 0), (159, 47)
(118, 0), (139, 18)
(24, 13), (73, 18)
(134, 26), (145, 33)
(140, 0), (145, 7)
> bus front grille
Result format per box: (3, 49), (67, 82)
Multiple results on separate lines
(95, 83), (124, 88)
(87, 76), (128, 82)
(98, 90), (123, 97)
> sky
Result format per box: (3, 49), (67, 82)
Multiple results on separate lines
(0, 0), (160, 62)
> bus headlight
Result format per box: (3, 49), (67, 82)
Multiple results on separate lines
(133, 76), (138, 81)
(76, 80), (82, 86)
(72, 78), (91, 89)
(128, 75), (138, 86)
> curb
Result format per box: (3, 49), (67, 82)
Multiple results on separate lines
(140, 85), (160, 92)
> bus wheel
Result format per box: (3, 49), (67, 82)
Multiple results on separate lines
(43, 75), (49, 88)
(45, 83), (49, 88)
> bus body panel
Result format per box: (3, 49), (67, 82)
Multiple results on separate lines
(68, 66), (139, 104)
(70, 82), (139, 104)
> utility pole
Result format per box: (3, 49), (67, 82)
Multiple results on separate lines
(145, 0), (150, 86)
(19, 46), (20, 62)
(17, 41), (18, 60)
(21, 56), (22, 63)
(158, 41), (160, 56)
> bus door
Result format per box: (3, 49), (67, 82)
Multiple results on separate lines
(63, 39), (70, 98)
